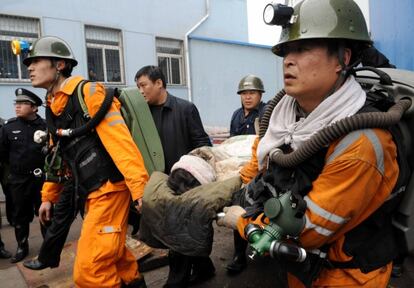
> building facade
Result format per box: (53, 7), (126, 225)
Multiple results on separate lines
(3, 0), (409, 127)
(369, 0), (414, 71)
(0, 0), (282, 127)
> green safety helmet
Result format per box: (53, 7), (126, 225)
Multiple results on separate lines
(23, 36), (78, 67)
(272, 0), (372, 56)
(237, 75), (265, 94)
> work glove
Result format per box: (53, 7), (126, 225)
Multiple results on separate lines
(34, 130), (47, 144)
(216, 205), (246, 230)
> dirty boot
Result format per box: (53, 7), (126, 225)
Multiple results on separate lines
(0, 235), (11, 259)
(10, 224), (29, 263)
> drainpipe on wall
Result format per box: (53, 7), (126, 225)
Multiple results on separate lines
(184, 0), (210, 102)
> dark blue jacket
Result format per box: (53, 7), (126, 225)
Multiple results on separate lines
(230, 102), (266, 136)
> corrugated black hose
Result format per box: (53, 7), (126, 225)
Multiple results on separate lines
(261, 96), (411, 168)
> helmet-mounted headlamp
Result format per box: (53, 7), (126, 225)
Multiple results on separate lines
(263, 3), (295, 27)
(11, 40), (31, 56)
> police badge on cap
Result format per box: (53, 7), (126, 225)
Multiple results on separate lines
(15, 88), (43, 106)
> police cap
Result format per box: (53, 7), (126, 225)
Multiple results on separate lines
(15, 88), (43, 106)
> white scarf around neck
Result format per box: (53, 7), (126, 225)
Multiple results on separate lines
(257, 75), (366, 169)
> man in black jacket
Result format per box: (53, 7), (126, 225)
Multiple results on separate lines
(135, 65), (211, 174)
(0, 88), (46, 263)
(135, 65), (213, 287)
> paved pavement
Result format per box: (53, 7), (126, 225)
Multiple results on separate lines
(1, 197), (413, 288)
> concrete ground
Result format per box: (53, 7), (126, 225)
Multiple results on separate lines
(1, 197), (413, 288)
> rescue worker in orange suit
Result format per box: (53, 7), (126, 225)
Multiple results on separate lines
(218, 0), (403, 287)
(21, 36), (149, 288)
(0, 89), (46, 263)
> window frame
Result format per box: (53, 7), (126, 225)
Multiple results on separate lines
(0, 14), (40, 83)
(84, 25), (125, 85)
(156, 37), (186, 86)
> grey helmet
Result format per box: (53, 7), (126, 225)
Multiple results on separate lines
(272, 0), (372, 56)
(237, 75), (265, 94)
(23, 36), (78, 67)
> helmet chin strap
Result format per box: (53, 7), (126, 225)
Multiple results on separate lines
(322, 44), (348, 101)
(46, 63), (62, 96)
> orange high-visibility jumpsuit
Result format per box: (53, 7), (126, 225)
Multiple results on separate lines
(42, 76), (149, 287)
(238, 129), (398, 287)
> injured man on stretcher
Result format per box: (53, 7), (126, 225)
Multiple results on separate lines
(139, 135), (255, 257)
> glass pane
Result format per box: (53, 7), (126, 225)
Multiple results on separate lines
(105, 49), (121, 82)
(0, 40), (18, 79)
(156, 38), (182, 55)
(171, 58), (181, 84)
(157, 46), (181, 55)
(158, 56), (169, 84)
(87, 47), (104, 81)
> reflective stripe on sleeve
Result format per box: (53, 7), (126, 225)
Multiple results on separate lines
(326, 129), (384, 175)
(89, 82), (97, 95)
(364, 129), (384, 175)
(105, 112), (125, 126)
(304, 215), (334, 237)
(105, 111), (123, 119)
(304, 196), (349, 225)
(108, 119), (125, 126)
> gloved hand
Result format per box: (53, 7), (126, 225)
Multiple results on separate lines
(216, 205), (246, 229)
(34, 130), (47, 144)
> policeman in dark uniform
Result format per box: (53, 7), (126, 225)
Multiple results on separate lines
(0, 117), (13, 259)
(1, 117), (15, 228)
(0, 88), (46, 263)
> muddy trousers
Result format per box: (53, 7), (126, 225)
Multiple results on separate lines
(38, 182), (76, 267)
(74, 189), (139, 288)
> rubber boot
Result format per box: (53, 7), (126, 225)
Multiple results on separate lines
(226, 231), (247, 274)
(10, 224), (29, 263)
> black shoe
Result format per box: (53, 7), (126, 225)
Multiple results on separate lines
(226, 253), (247, 274)
(189, 268), (215, 286)
(0, 247), (12, 259)
(10, 246), (28, 263)
(23, 258), (51, 270)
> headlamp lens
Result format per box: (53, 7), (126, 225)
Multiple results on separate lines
(263, 3), (294, 26)
(263, 4), (275, 25)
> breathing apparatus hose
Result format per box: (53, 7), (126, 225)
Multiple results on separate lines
(259, 93), (411, 168)
(66, 90), (113, 138)
(259, 89), (286, 139)
(46, 85), (114, 138)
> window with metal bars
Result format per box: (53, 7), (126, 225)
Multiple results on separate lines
(0, 14), (40, 82)
(85, 25), (124, 84)
(156, 38), (185, 86)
